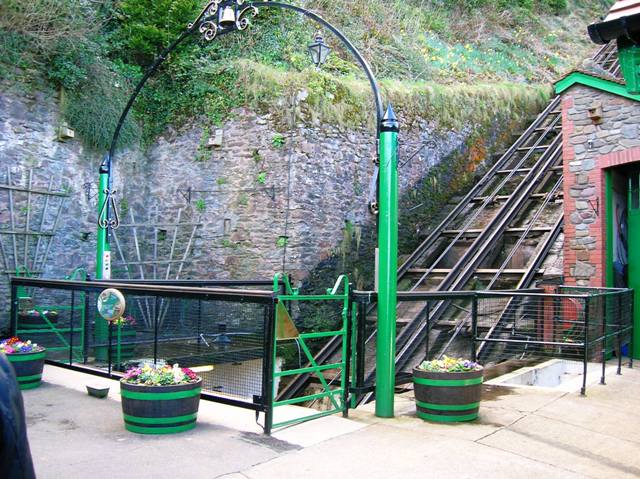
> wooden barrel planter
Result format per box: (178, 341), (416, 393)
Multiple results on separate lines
(413, 367), (483, 422)
(120, 378), (202, 434)
(7, 348), (46, 390)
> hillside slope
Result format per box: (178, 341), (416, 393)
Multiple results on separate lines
(0, 0), (612, 149)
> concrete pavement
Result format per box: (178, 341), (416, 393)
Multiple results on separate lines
(21, 362), (640, 479)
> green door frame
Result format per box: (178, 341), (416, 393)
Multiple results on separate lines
(605, 170), (614, 288)
(627, 170), (640, 359)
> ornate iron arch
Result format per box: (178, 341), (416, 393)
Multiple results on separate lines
(106, 1), (383, 165)
(96, 0), (399, 419)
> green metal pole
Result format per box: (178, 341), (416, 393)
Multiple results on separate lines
(95, 157), (111, 360)
(375, 105), (399, 418)
(96, 169), (110, 280)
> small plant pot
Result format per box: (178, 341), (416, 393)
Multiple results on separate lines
(7, 348), (46, 390)
(86, 385), (110, 398)
(413, 367), (483, 423)
(120, 378), (202, 435)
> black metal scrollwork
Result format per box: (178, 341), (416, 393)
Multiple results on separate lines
(98, 189), (120, 230)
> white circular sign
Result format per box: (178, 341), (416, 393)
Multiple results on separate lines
(97, 288), (126, 321)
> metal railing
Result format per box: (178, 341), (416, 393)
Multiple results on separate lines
(350, 287), (634, 402)
(10, 276), (279, 432)
(10, 276), (633, 428)
(9, 274), (355, 434)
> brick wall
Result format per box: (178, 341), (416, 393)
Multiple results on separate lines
(562, 85), (640, 286)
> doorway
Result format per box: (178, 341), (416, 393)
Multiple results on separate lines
(606, 164), (640, 359)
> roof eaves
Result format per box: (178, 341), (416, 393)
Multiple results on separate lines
(554, 71), (640, 102)
(588, 10), (640, 44)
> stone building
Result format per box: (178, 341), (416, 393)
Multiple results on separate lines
(558, 0), (640, 355)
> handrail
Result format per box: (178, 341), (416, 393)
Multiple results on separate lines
(10, 277), (275, 301)
(273, 272), (296, 296)
(329, 274), (349, 296)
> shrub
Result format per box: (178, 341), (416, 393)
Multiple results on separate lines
(0, 0), (98, 54)
(541, 0), (567, 14)
(62, 62), (141, 150)
(114, 0), (201, 65)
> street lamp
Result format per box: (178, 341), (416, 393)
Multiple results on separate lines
(308, 31), (331, 68)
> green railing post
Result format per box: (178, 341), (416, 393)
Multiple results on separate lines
(95, 157), (111, 360)
(375, 105), (399, 418)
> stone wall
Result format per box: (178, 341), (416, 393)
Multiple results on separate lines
(0, 85), (148, 332)
(148, 109), (473, 283)
(561, 84), (640, 286)
(0, 81), (524, 331)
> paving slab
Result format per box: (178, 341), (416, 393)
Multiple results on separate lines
(23, 381), (282, 479)
(356, 398), (526, 442)
(478, 411), (640, 478)
(244, 423), (585, 479)
(20, 363), (640, 479)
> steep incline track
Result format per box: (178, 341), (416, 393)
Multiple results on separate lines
(278, 42), (621, 403)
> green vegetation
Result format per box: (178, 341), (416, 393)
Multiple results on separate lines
(271, 133), (286, 148)
(256, 171), (268, 184)
(276, 236), (288, 248)
(237, 193), (249, 206)
(194, 198), (206, 212)
(195, 125), (211, 161)
(119, 197), (129, 217)
(0, 0), (612, 149)
(221, 238), (239, 249)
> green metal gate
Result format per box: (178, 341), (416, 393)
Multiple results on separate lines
(14, 267), (86, 363)
(268, 273), (350, 431)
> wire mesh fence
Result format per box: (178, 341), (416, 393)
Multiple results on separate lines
(350, 286), (634, 401)
(475, 292), (587, 363)
(10, 277), (277, 415)
(10, 276), (635, 426)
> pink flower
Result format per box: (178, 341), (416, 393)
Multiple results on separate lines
(124, 367), (141, 379)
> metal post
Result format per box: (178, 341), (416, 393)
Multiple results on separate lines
(375, 105), (399, 418)
(196, 299), (203, 351)
(424, 301), (431, 361)
(601, 296), (607, 386)
(96, 158), (111, 279)
(263, 300), (276, 435)
(617, 293), (623, 375)
(10, 282), (18, 336)
(356, 298), (367, 406)
(95, 157), (111, 361)
(83, 292), (90, 364)
(153, 296), (160, 365)
(630, 291), (635, 369)
(107, 322), (113, 378)
(581, 299), (589, 396)
(343, 287), (354, 418)
(471, 296), (478, 363)
(70, 290), (75, 365)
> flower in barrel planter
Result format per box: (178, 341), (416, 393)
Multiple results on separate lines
(0, 337), (46, 390)
(120, 363), (202, 434)
(413, 356), (483, 423)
